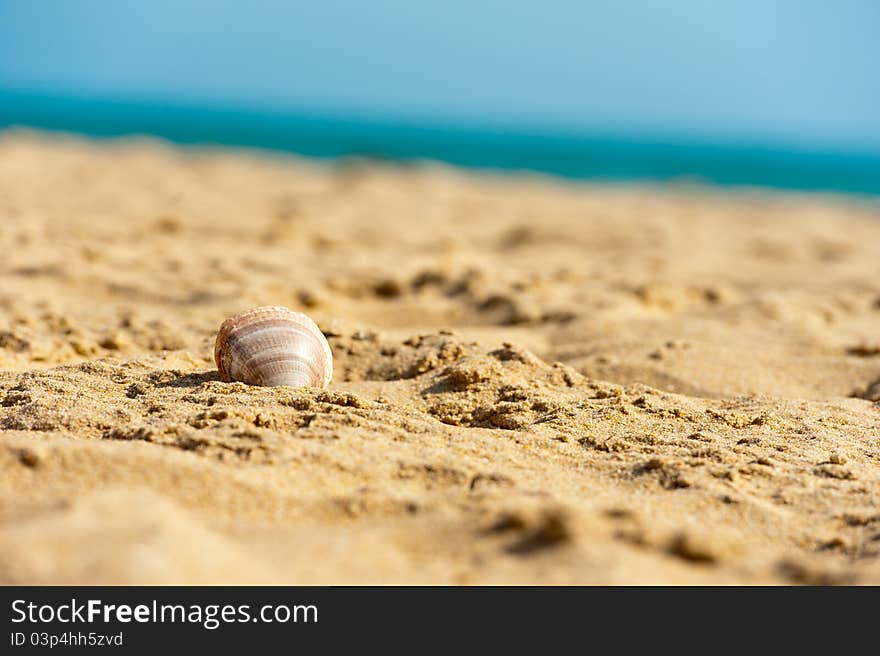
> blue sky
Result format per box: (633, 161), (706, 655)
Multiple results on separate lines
(1, 1), (878, 153)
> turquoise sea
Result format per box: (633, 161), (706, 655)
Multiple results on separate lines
(2, 90), (879, 196)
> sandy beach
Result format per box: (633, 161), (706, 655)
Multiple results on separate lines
(1, 131), (879, 584)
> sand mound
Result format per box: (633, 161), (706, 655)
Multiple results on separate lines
(1, 131), (879, 583)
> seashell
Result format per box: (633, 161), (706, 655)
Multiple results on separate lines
(214, 306), (333, 388)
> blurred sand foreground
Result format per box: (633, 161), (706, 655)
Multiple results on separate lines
(1, 131), (879, 585)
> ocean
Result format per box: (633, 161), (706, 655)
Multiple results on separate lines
(2, 89), (879, 196)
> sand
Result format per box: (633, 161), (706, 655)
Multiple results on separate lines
(1, 130), (879, 585)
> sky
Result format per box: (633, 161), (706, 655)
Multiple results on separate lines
(0, 1), (878, 153)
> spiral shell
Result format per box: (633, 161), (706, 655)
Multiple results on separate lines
(214, 306), (333, 388)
